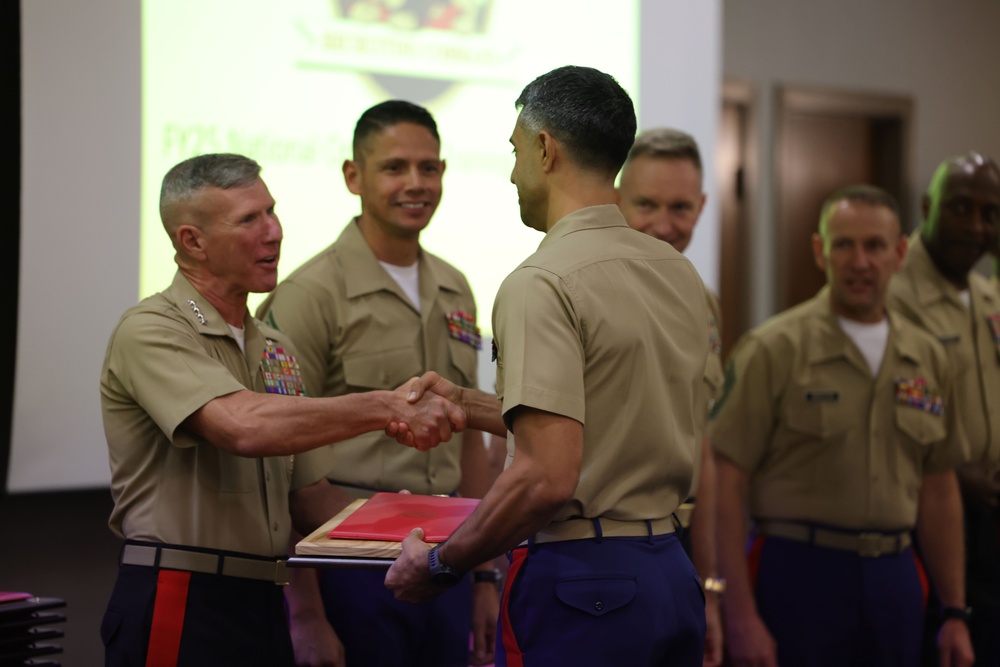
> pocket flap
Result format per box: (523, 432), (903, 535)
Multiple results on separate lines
(554, 576), (636, 617)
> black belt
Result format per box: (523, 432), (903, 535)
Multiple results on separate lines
(755, 520), (911, 558)
(121, 542), (289, 585)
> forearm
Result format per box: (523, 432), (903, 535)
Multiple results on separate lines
(440, 410), (581, 572)
(917, 469), (967, 608)
(715, 454), (758, 621)
(289, 480), (354, 536)
(689, 438), (718, 581)
(458, 387), (506, 437)
(188, 387), (459, 457)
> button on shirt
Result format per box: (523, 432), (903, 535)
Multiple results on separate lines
(101, 272), (327, 557)
(709, 289), (965, 530)
(257, 219), (480, 495)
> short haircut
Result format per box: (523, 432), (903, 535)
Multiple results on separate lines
(515, 65), (636, 177)
(818, 184), (901, 239)
(625, 127), (702, 175)
(159, 153), (262, 231)
(353, 100), (439, 160)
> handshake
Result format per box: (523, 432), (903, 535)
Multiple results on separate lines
(386, 371), (469, 451)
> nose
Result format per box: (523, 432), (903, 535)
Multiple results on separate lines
(405, 166), (429, 191)
(265, 211), (283, 244)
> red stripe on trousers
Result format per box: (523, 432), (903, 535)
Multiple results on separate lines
(145, 569), (190, 667)
(747, 535), (766, 587)
(500, 548), (528, 667)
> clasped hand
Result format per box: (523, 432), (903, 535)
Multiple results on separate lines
(388, 372), (465, 451)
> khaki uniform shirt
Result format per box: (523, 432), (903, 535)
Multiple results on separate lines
(887, 233), (1000, 463)
(710, 289), (964, 530)
(494, 205), (708, 522)
(101, 272), (326, 557)
(257, 219), (479, 496)
(700, 288), (726, 435)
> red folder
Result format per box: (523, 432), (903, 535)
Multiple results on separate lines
(327, 493), (479, 542)
(0, 592), (32, 604)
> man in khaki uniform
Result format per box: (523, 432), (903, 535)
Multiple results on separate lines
(887, 153), (1000, 665)
(100, 153), (461, 666)
(616, 127), (725, 667)
(385, 65), (709, 667)
(257, 101), (497, 667)
(713, 185), (973, 667)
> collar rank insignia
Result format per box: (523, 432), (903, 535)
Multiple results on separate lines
(187, 299), (206, 325)
(893, 377), (943, 416)
(445, 310), (482, 350)
(987, 313), (1000, 344)
(260, 340), (308, 396)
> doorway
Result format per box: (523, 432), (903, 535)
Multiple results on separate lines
(774, 86), (912, 310)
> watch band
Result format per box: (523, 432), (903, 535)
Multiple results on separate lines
(427, 544), (462, 588)
(940, 606), (972, 623)
(473, 569), (502, 585)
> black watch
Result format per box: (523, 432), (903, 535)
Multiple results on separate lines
(941, 606), (973, 624)
(428, 544), (462, 588)
(473, 568), (502, 585)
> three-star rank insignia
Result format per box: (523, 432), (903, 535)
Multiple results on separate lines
(260, 339), (308, 396)
(445, 310), (482, 350)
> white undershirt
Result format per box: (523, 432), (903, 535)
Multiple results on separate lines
(838, 316), (889, 376)
(958, 289), (971, 310)
(380, 260), (421, 311)
(228, 324), (246, 354)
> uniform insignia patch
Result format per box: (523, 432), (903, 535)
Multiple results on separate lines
(445, 310), (482, 350)
(260, 340), (308, 396)
(187, 299), (206, 325)
(894, 377), (943, 416)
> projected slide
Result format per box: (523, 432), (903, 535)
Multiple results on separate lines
(141, 0), (640, 330)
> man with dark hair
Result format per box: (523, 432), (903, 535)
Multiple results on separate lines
(385, 65), (709, 666)
(100, 153), (461, 666)
(258, 101), (498, 667)
(888, 153), (1000, 665)
(617, 126), (725, 667)
(713, 185), (973, 667)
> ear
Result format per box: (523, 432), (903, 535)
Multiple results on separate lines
(439, 159), (447, 176)
(811, 232), (827, 272)
(895, 232), (909, 266)
(176, 224), (207, 261)
(343, 159), (362, 196)
(696, 193), (708, 219)
(537, 130), (557, 174)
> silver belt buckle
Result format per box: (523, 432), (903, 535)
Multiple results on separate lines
(857, 532), (884, 558)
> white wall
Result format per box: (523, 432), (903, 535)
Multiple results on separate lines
(724, 0), (1000, 324)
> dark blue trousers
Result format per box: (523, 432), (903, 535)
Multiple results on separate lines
(497, 533), (705, 667)
(754, 536), (924, 667)
(102, 565), (293, 667)
(319, 567), (472, 667)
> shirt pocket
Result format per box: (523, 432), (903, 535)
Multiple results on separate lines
(342, 347), (422, 391)
(895, 404), (946, 447)
(447, 338), (478, 388)
(780, 387), (849, 444)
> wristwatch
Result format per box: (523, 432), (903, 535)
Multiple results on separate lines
(473, 568), (502, 585)
(703, 577), (727, 595)
(940, 606), (973, 624)
(428, 544), (462, 588)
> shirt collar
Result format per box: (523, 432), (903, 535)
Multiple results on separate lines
(538, 205), (630, 249)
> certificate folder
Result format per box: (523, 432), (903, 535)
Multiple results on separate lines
(293, 493), (478, 563)
(328, 493), (478, 542)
